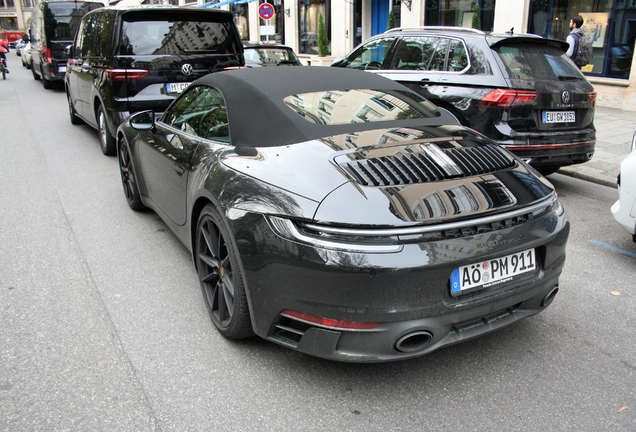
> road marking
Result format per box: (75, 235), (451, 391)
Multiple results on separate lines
(588, 239), (636, 259)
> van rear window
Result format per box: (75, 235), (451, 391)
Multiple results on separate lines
(120, 19), (237, 56)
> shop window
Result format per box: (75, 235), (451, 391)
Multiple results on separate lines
(426, 0), (496, 31)
(528, 0), (634, 79)
(232, 3), (249, 42)
(298, 0), (330, 54)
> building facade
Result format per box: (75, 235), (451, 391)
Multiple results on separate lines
(5, 0), (635, 110)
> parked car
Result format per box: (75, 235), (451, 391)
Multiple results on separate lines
(30, 0), (103, 89)
(243, 42), (302, 67)
(611, 132), (636, 242)
(116, 66), (570, 362)
(65, 5), (244, 156)
(332, 27), (597, 175)
(21, 42), (32, 69)
(14, 39), (26, 56)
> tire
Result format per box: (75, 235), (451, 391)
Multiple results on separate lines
(32, 64), (40, 80)
(118, 140), (146, 211)
(195, 204), (253, 339)
(67, 92), (84, 125)
(2, 68), (5, 80)
(42, 74), (52, 89)
(97, 105), (116, 156)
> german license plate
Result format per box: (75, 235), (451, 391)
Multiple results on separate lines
(450, 248), (536, 295)
(58, 66), (67, 73)
(166, 82), (190, 94)
(542, 111), (575, 123)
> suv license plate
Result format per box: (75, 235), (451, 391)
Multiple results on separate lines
(543, 111), (575, 123)
(450, 248), (536, 295)
(167, 83), (190, 94)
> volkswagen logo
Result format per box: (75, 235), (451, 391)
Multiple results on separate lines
(181, 64), (193, 76)
(561, 91), (570, 104)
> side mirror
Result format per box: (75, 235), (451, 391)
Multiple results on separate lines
(130, 110), (155, 131)
(330, 57), (347, 67)
(64, 45), (73, 57)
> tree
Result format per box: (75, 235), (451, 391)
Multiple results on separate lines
(317, 13), (329, 57)
(471, 4), (481, 30)
(387, 10), (396, 31)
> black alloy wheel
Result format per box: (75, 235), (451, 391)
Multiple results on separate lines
(118, 141), (146, 211)
(196, 205), (253, 339)
(67, 92), (83, 125)
(97, 105), (116, 156)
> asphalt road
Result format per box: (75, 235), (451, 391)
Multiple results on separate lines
(1, 63), (635, 431)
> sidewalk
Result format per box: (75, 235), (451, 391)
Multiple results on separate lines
(557, 106), (635, 188)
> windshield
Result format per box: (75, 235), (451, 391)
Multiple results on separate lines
(284, 89), (440, 125)
(495, 43), (584, 80)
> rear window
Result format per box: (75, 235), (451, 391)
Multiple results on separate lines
(120, 13), (239, 56)
(46, 2), (102, 39)
(495, 43), (584, 81)
(283, 89), (440, 125)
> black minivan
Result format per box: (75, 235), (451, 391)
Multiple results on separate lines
(30, 0), (103, 89)
(65, 5), (244, 155)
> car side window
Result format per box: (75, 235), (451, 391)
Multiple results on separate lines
(429, 38), (449, 71)
(391, 37), (438, 70)
(446, 39), (469, 72)
(345, 37), (393, 70)
(162, 85), (230, 142)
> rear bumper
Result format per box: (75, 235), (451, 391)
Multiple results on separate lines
(232, 206), (570, 362)
(501, 141), (595, 169)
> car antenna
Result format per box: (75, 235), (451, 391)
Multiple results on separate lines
(508, 27), (514, 35)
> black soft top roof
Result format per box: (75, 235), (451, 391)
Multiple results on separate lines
(190, 67), (450, 148)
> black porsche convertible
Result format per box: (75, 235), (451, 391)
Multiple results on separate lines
(116, 66), (569, 362)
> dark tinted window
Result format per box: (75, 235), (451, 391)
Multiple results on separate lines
(76, 12), (115, 58)
(495, 43), (584, 80)
(46, 2), (102, 40)
(119, 14), (238, 56)
(391, 37), (439, 70)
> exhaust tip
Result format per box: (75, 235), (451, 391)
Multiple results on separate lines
(395, 331), (433, 353)
(541, 286), (559, 307)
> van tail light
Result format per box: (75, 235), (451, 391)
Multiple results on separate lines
(588, 91), (597, 105)
(105, 68), (149, 80)
(478, 89), (538, 108)
(45, 48), (52, 65)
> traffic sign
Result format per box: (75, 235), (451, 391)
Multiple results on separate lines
(258, 2), (275, 20)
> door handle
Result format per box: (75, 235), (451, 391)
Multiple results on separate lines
(420, 78), (431, 87)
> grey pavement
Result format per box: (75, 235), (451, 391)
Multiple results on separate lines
(557, 105), (635, 188)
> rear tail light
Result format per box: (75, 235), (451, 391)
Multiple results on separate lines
(478, 89), (538, 108)
(588, 91), (597, 105)
(105, 68), (149, 80)
(45, 48), (52, 65)
(281, 310), (379, 330)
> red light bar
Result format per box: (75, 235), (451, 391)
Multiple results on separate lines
(478, 89), (538, 108)
(588, 92), (597, 105)
(281, 309), (379, 330)
(503, 141), (595, 151)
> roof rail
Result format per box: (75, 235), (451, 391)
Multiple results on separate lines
(385, 26), (486, 35)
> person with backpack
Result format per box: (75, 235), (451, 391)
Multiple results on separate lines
(566, 15), (593, 69)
